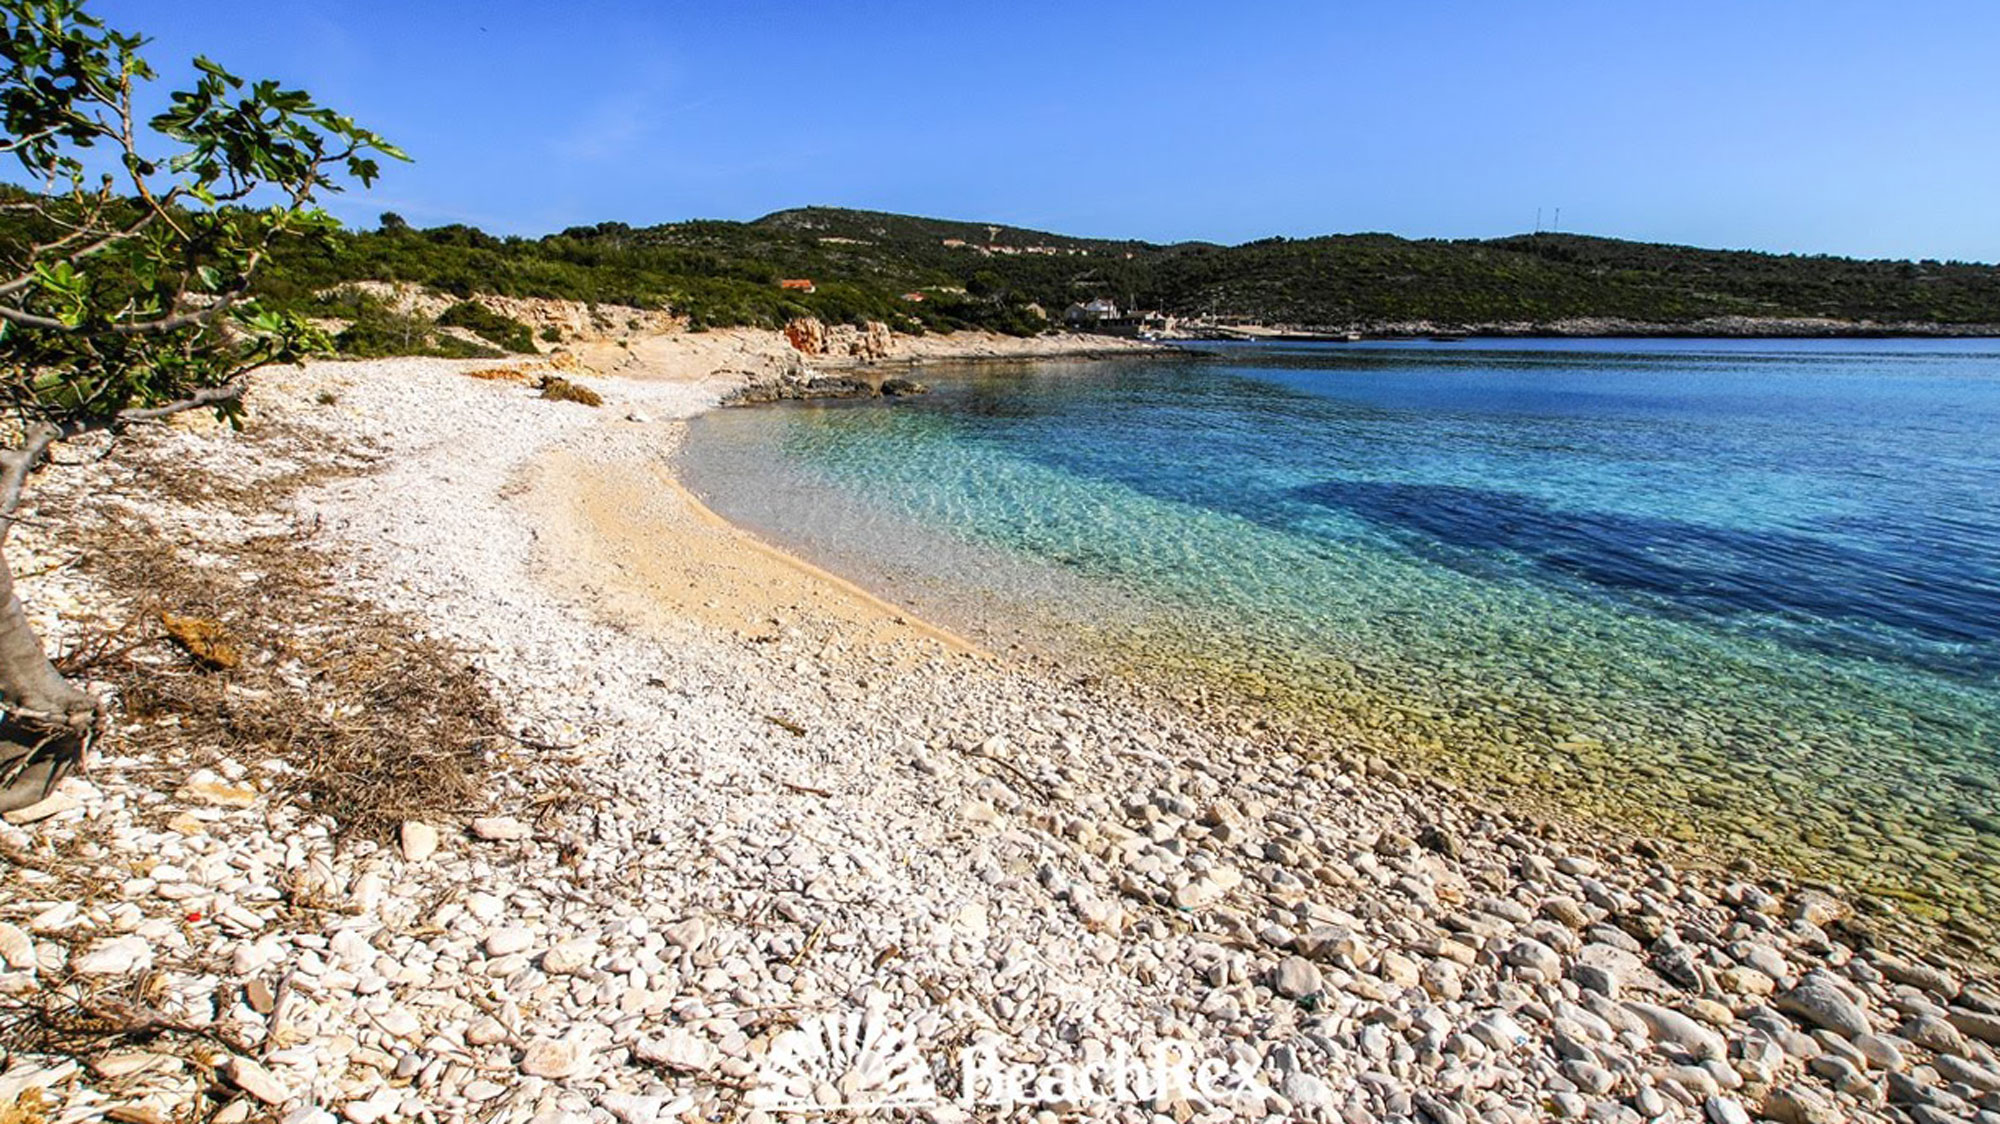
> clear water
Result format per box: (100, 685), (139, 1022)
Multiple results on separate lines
(682, 339), (2000, 948)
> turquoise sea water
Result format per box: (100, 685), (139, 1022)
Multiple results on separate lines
(682, 339), (2000, 946)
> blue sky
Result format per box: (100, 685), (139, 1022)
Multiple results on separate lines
(94, 0), (2000, 261)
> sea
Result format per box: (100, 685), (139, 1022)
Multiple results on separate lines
(682, 338), (2000, 947)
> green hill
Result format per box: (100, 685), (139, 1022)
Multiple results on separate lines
(253, 205), (2000, 340)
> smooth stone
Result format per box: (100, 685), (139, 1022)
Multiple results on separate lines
(1874, 954), (1959, 998)
(542, 940), (595, 975)
(1760, 1085), (1839, 1124)
(599, 1093), (664, 1124)
(485, 928), (534, 957)
(1505, 937), (1563, 980)
(1571, 963), (1620, 998)
(340, 1090), (397, 1124)
(470, 816), (532, 841)
(1851, 1032), (1906, 1071)
(245, 979), (276, 1014)
(1775, 977), (1872, 1038)
(3, 790), (82, 824)
(376, 1008), (420, 1040)
(633, 1028), (715, 1073)
(1469, 1012), (1532, 1053)
(1935, 1054), (2000, 1092)
(72, 936), (153, 976)
(1625, 1002), (1727, 1061)
(1950, 1007), (2000, 1047)
(1273, 956), (1323, 999)
(91, 1052), (178, 1079)
(466, 1017), (509, 1046)
(218, 1056), (288, 1104)
(1704, 1095), (1751, 1124)
(399, 821), (439, 862)
(518, 1036), (585, 1079)
(1172, 867), (1242, 910)
(0, 923), (35, 971)
(1904, 1015), (1968, 1054)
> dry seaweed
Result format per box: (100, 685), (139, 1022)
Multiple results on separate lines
(536, 375), (602, 407)
(39, 418), (502, 839)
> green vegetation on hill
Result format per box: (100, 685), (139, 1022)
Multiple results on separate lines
(249, 205), (2000, 335)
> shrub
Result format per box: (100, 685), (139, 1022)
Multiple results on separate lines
(335, 304), (503, 359)
(437, 301), (536, 352)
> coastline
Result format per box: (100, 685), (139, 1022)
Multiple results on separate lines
(6, 345), (1998, 1122)
(1170, 317), (2000, 341)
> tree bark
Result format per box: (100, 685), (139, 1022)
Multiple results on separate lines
(0, 534), (99, 812)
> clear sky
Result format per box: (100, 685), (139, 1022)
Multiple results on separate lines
(93, 0), (2000, 262)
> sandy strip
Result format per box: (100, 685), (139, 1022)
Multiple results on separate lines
(518, 433), (986, 660)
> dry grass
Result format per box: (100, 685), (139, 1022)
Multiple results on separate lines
(0, 412), (526, 1118)
(43, 420), (503, 840)
(463, 366), (532, 383)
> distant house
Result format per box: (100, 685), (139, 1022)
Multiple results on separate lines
(1063, 298), (1121, 324)
(778, 279), (816, 293)
(900, 291), (927, 302)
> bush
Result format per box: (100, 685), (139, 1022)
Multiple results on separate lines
(437, 301), (536, 352)
(332, 296), (503, 359)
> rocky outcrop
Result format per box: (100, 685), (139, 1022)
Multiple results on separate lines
(327, 282), (678, 350)
(782, 317), (827, 356)
(1177, 315), (2000, 341)
(726, 370), (928, 405)
(845, 320), (893, 360)
(783, 317), (894, 360)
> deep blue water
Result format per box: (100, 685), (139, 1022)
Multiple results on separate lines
(684, 339), (2000, 929)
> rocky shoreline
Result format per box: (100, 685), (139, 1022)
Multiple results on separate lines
(2, 357), (1997, 1123)
(1176, 317), (2000, 341)
(726, 324), (1174, 404)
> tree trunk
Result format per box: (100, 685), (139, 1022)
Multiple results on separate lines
(0, 544), (98, 812)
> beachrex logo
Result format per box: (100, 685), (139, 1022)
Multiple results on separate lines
(743, 1007), (1277, 1113)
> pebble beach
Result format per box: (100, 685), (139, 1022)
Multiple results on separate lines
(3, 352), (1998, 1124)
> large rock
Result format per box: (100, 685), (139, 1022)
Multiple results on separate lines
(1624, 1001), (1727, 1060)
(783, 317), (828, 356)
(1775, 976), (1872, 1038)
(833, 320), (893, 360)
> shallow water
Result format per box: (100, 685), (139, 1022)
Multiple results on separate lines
(683, 339), (2000, 946)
